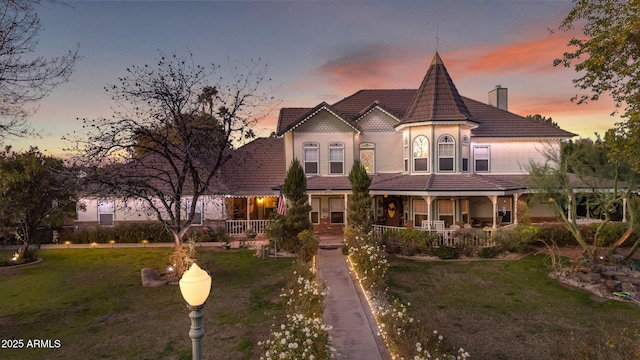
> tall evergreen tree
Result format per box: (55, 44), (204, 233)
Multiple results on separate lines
(282, 159), (312, 251)
(348, 159), (373, 232)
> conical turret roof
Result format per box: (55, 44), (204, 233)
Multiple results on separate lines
(399, 52), (473, 125)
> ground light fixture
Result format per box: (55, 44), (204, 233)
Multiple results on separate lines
(179, 263), (212, 360)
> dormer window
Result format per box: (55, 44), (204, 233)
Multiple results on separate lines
(438, 135), (455, 172)
(304, 142), (319, 174)
(413, 135), (429, 172)
(329, 142), (344, 174)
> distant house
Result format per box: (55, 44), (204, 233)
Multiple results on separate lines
(76, 52), (598, 235)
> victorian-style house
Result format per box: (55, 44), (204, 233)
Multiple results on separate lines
(76, 53), (578, 234)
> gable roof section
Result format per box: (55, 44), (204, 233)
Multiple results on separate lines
(276, 102), (359, 135)
(399, 52), (474, 125)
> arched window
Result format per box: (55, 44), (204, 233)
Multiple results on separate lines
(438, 135), (455, 172)
(412, 135), (429, 172)
(359, 143), (375, 173)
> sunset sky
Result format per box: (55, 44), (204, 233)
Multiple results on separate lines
(9, 0), (623, 156)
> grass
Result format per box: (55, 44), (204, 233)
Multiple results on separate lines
(0, 248), (291, 360)
(386, 254), (640, 360)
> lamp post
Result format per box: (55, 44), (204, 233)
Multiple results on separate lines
(179, 263), (212, 360)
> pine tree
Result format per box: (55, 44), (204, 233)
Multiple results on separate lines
(348, 159), (373, 232)
(282, 159), (312, 251)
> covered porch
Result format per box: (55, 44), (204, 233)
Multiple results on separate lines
(224, 195), (277, 236)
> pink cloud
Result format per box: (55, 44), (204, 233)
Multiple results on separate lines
(445, 34), (575, 75)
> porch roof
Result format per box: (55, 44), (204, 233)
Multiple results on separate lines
(299, 173), (529, 194)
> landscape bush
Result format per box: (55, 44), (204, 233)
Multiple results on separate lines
(382, 228), (433, 256)
(260, 262), (333, 359)
(59, 222), (229, 244)
(493, 224), (540, 253)
(296, 230), (319, 262)
(536, 223), (578, 247)
(435, 245), (458, 259)
(479, 246), (498, 259)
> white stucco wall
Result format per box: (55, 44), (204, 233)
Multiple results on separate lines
(77, 195), (226, 223)
(471, 140), (559, 174)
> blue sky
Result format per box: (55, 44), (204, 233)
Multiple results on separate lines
(10, 0), (621, 155)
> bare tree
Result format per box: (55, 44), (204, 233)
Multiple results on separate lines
(0, 0), (79, 141)
(67, 53), (273, 274)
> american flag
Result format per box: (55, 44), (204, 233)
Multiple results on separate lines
(277, 190), (286, 216)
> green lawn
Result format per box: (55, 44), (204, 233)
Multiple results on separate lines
(387, 255), (640, 360)
(0, 248), (291, 360)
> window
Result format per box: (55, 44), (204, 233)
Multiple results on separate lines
(438, 135), (455, 172)
(413, 199), (429, 227)
(329, 143), (344, 174)
(98, 200), (115, 225)
(438, 199), (455, 227)
(329, 197), (345, 224)
(413, 135), (429, 172)
(186, 199), (203, 225)
(303, 143), (319, 174)
(474, 146), (490, 172)
(462, 158), (469, 172)
(403, 136), (409, 172)
(310, 198), (320, 224)
(360, 143), (375, 174)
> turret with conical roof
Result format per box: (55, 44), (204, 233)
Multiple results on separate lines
(398, 52), (473, 125)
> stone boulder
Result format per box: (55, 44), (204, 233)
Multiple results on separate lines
(141, 268), (168, 287)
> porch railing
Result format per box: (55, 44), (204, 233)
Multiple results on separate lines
(225, 220), (271, 236)
(372, 225), (495, 247)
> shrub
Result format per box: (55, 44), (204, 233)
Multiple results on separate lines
(436, 245), (458, 259)
(479, 246), (498, 259)
(296, 230), (319, 262)
(260, 262), (334, 359)
(455, 242), (475, 258)
(587, 222), (634, 247)
(60, 222), (173, 244)
(493, 224), (540, 253)
(382, 229), (433, 256)
(537, 223), (577, 247)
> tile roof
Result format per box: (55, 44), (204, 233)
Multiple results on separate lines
(297, 173), (529, 193)
(276, 52), (575, 139)
(370, 173), (528, 192)
(399, 52), (473, 124)
(220, 137), (286, 196)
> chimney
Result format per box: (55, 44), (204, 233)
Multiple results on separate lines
(489, 85), (508, 111)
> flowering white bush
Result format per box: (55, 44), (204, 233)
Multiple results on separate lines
(260, 262), (334, 359)
(259, 314), (334, 360)
(344, 225), (470, 359)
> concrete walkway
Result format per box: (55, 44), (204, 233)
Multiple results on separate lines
(316, 235), (390, 360)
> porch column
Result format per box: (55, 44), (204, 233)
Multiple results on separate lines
(344, 194), (348, 226)
(246, 197), (251, 221)
(567, 195), (572, 222)
(513, 193), (519, 225)
(586, 196), (591, 220)
(426, 196), (432, 227)
(308, 194), (312, 222)
(491, 195), (498, 229)
(623, 197), (628, 222)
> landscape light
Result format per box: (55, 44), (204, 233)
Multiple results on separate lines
(179, 263), (212, 360)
